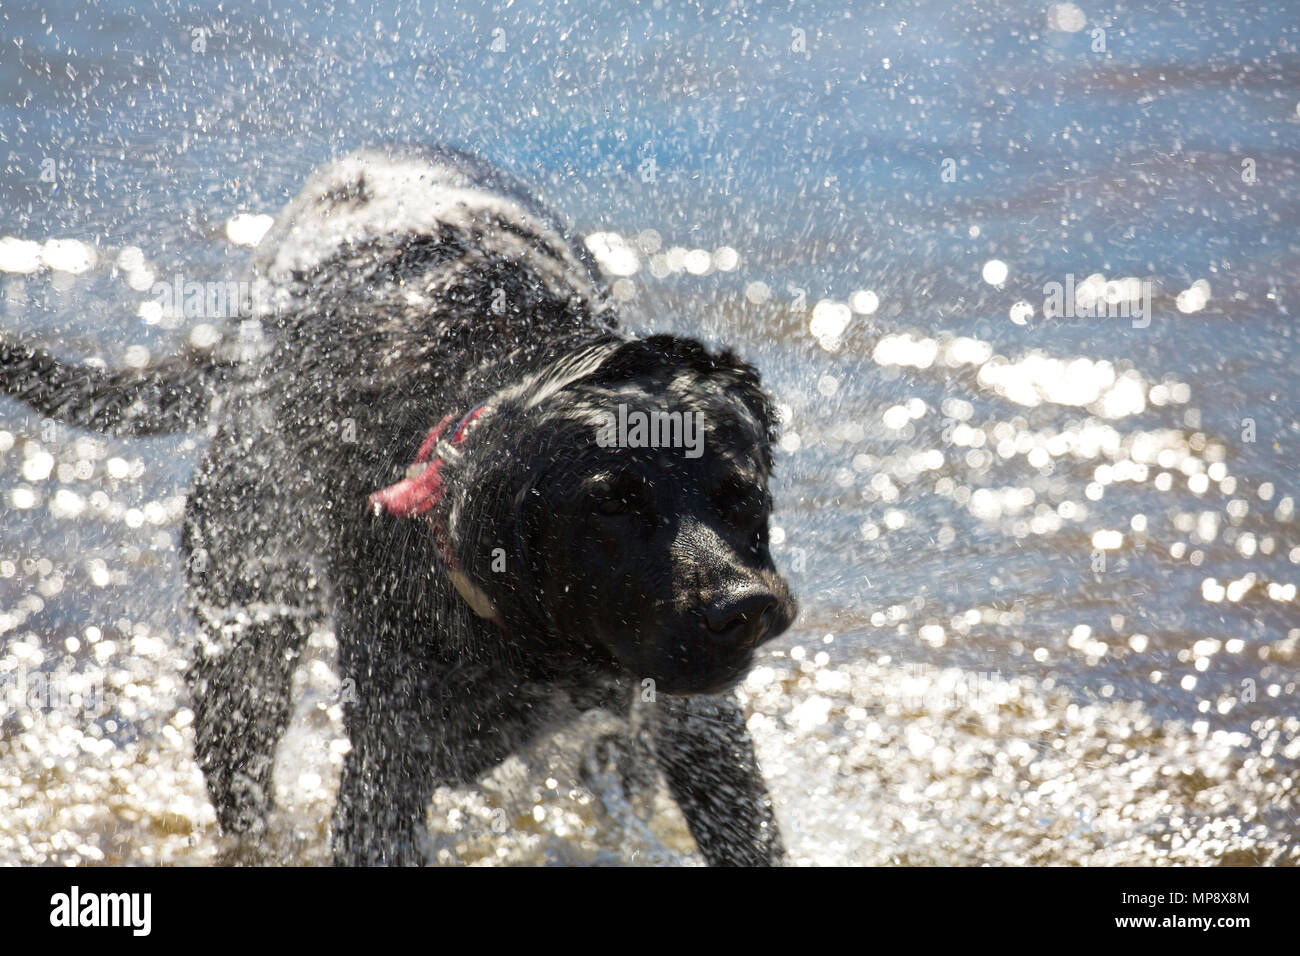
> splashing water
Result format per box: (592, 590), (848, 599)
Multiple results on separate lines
(1, 0), (1298, 865)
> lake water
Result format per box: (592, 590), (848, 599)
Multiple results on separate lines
(1, 0), (1297, 865)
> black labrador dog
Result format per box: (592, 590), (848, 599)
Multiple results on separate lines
(0, 144), (796, 865)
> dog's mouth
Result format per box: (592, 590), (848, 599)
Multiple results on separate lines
(601, 622), (775, 698)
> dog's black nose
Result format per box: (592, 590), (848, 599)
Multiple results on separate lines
(704, 589), (779, 648)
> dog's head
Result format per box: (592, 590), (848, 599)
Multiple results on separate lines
(375, 335), (796, 695)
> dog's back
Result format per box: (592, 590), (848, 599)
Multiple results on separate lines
(253, 144), (604, 298)
(243, 145), (614, 353)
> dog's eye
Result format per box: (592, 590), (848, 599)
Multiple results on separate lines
(596, 496), (630, 516)
(727, 500), (762, 528)
(591, 473), (649, 518)
(713, 477), (765, 528)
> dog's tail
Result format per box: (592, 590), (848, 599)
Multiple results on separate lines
(0, 335), (234, 437)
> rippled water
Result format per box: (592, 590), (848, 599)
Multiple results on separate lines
(1, 1), (1297, 865)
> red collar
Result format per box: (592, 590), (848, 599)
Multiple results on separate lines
(368, 404), (488, 521)
(368, 403), (500, 621)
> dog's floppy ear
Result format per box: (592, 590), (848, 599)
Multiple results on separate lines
(576, 334), (779, 471)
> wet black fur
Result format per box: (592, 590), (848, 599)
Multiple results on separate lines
(0, 144), (796, 866)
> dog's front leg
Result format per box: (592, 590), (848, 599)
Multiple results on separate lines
(650, 692), (785, 866)
(330, 616), (444, 866)
(332, 701), (440, 866)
